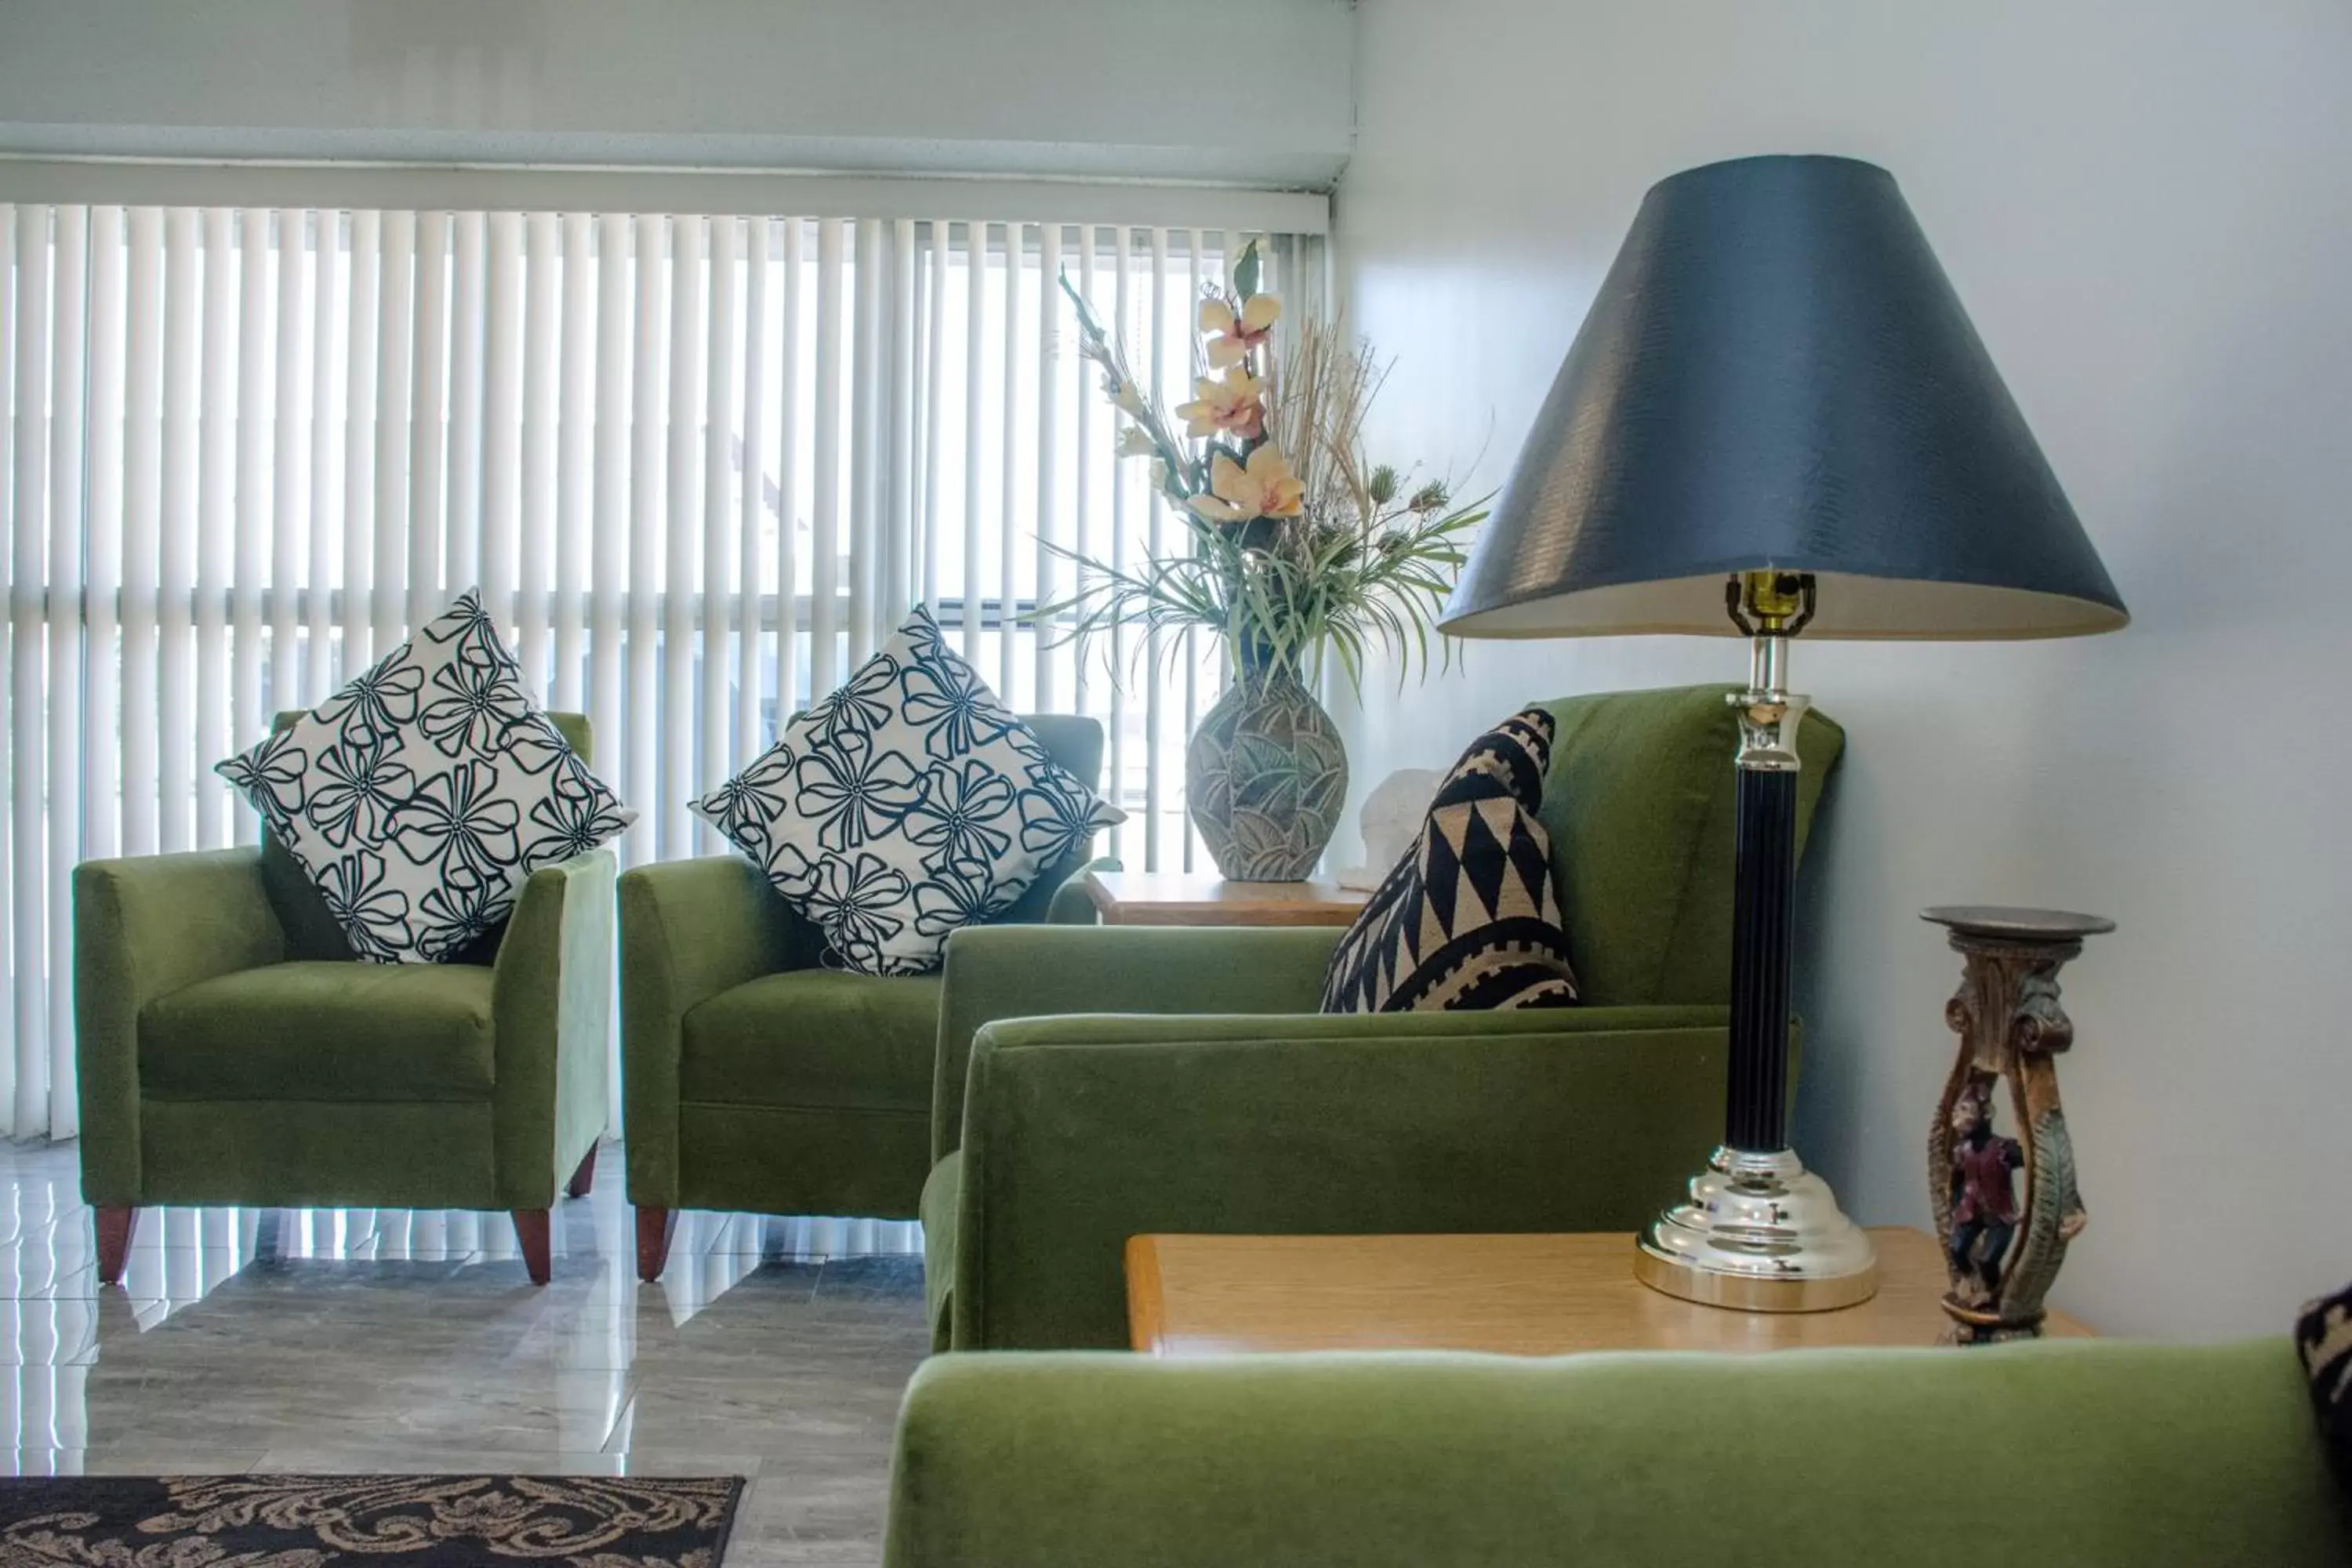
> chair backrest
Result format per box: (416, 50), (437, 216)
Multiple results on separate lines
(1535, 685), (1842, 1007)
(985, 713), (1106, 926)
(882, 1341), (2349, 1568)
(260, 710), (593, 963)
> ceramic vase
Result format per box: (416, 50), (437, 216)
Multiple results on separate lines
(1185, 659), (1349, 881)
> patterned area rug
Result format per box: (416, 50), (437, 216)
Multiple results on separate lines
(0, 1474), (746, 1567)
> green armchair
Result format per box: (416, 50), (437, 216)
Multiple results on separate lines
(923, 685), (1843, 1348)
(884, 1341), (2349, 1566)
(74, 713), (613, 1287)
(620, 713), (1106, 1282)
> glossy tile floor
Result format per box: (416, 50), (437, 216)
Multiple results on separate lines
(0, 1138), (927, 1567)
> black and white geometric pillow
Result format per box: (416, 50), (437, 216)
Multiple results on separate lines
(693, 604), (1122, 977)
(2297, 1280), (2352, 1489)
(216, 590), (635, 964)
(1319, 707), (1581, 1014)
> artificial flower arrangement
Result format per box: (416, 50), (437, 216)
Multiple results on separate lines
(1044, 242), (1486, 691)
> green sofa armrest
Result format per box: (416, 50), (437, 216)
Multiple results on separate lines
(949, 1004), (1734, 1348)
(619, 855), (813, 1205)
(1044, 855), (1118, 925)
(884, 1341), (2347, 1568)
(492, 848), (616, 1207)
(932, 924), (1341, 1163)
(73, 848), (286, 1204)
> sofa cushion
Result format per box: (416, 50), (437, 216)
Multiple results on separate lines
(260, 710), (597, 964)
(140, 960), (497, 1102)
(681, 969), (944, 1113)
(1321, 708), (1579, 1013)
(216, 590), (633, 964)
(690, 605), (1120, 977)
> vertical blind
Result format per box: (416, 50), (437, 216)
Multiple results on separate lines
(0, 202), (1327, 1141)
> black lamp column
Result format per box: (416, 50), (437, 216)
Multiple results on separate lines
(1727, 764), (1798, 1149)
(1724, 571), (1810, 1154)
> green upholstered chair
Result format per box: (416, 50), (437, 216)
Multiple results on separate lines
(619, 713), (1105, 1282)
(74, 713), (614, 1287)
(882, 1341), (2350, 1567)
(923, 685), (1843, 1348)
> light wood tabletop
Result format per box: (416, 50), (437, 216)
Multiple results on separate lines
(1081, 868), (1369, 927)
(1126, 1226), (2092, 1356)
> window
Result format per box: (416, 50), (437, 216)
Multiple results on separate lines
(0, 201), (1329, 1138)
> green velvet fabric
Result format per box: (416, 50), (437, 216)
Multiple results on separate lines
(945, 1003), (1738, 1350)
(684, 971), (944, 1112)
(884, 1341), (2349, 1568)
(922, 685), (1842, 1349)
(675, 1105), (931, 1221)
(919, 995), (1802, 1352)
(262, 834), (361, 964)
(495, 845), (619, 1207)
(74, 715), (612, 1216)
(619, 856), (809, 1210)
(1044, 855), (1116, 926)
(919, 1150), (962, 1345)
(619, 713), (1104, 1224)
(140, 1100), (498, 1208)
(1538, 685), (1842, 1007)
(931, 924), (1340, 1163)
(140, 961), (496, 1102)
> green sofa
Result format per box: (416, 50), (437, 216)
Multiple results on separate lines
(923, 685), (1842, 1349)
(619, 713), (1105, 1282)
(74, 713), (612, 1287)
(883, 1341), (2349, 1566)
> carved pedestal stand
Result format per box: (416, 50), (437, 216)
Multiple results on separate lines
(1922, 906), (2113, 1345)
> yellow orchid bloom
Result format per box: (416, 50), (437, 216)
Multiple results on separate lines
(1174, 372), (1265, 441)
(1200, 293), (1282, 368)
(1185, 443), (1305, 523)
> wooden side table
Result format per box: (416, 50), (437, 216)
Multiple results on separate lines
(1126, 1227), (2092, 1356)
(1081, 869), (1368, 927)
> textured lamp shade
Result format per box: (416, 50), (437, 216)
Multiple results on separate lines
(1441, 154), (2128, 641)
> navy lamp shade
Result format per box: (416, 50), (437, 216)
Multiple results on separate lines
(1443, 154), (2126, 1314)
(1439, 154), (2129, 641)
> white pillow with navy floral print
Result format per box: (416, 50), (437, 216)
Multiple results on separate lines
(216, 589), (635, 963)
(692, 604), (1123, 977)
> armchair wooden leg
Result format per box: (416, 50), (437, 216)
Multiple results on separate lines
(512, 1209), (552, 1285)
(96, 1206), (138, 1287)
(637, 1206), (676, 1283)
(564, 1146), (597, 1200)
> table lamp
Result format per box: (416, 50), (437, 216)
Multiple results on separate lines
(1439, 154), (2127, 1312)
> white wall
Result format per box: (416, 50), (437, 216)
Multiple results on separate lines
(0, 0), (1356, 187)
(1336, 0), (2352, 1338)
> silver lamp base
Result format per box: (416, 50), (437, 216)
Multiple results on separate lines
(1635, 1145), (1878, 1312)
